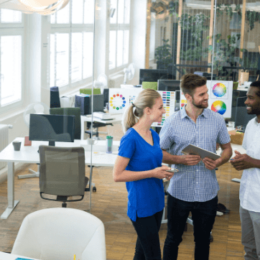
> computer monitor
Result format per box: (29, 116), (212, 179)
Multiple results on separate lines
(92, 94), (104, 112)
(103, 89), (109, 107)
(234, 96), (254, 129)
(139, 69), (174, 85)
(158, 79), (180, 91)
(29, 114), (75, 146)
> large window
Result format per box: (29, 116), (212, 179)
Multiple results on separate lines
(0, 9), (23, 107)
(109, 0), (130, 71)
(50, 0), (94, 88)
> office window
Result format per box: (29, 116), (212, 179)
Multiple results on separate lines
(50, 0), (94, 88)
(0, 10), (23, 108)
(109, 0), (131, 70)
(0, 9), (22, 23)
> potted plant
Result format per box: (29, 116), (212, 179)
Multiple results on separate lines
(155, 39), (172, 69)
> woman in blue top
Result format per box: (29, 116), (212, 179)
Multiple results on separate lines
(113, 89), (174, 260)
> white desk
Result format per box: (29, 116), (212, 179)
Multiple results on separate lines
(0, 138), (119, 219)
(80, 114), (122, 140)
(0, 252), (39, 260)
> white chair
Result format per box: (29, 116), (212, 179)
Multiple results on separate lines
(12, 208), (106, 260)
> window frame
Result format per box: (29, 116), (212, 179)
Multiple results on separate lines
(109, 0), (131, 74)
(0, 11), (25, 112)
(49, 0), (94, 91)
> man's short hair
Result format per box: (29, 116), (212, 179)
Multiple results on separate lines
(180, 74), (207, 96)
(250, 81), (260, 97)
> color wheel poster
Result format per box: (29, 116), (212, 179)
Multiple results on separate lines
(208, 80), (233, 118)
(109, 88), (142, 114)
(152, 91), (176, 127)
(179, 81), (233, 118)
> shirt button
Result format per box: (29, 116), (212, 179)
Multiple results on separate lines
(196, 170), (199, 172)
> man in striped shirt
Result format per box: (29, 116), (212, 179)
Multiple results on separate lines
(160, 74), (232, 260)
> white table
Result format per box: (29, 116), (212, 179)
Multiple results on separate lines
(0, 252), (39, 260)
(0, 138), (119, 219)
(80, 114), (122, 140)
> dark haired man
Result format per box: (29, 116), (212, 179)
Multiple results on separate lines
(231, 81), (260, 260)
(160, 74), (232, 260)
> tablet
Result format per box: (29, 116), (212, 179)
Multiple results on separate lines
(182, 144), (220, 160)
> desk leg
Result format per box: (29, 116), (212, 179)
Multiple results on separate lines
(89, 166), (93, 212)
(1, 162), (19, 219)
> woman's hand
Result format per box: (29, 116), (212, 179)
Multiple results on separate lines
(152, 166), (174, 180)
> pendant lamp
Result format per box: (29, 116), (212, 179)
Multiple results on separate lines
(19, 0), (60, 9)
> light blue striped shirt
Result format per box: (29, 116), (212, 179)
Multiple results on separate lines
(160, 107), (230, 202)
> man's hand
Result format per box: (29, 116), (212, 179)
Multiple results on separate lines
(230, 150), (253, 171)
(179, 154), (201, 166)
(202, 157), (222, 170)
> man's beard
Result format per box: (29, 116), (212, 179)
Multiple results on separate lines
(192, 98), (208, 109)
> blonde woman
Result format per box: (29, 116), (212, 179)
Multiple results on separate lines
(113, 89), (174, 260)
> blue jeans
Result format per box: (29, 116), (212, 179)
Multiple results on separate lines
(131, 210), (163, 260)
(163, 195), (218, 260)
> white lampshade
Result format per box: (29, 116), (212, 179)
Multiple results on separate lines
(19, 0), (61, 9)
(1, 0), (69, 15)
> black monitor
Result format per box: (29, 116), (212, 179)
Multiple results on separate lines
(92, 94), (104, 112)
(139, 69), (174, 85)
(29, 114), (75, 146)
(103, 89), (109, 107)
(234, 96), (254, 129)
(158, 79), (180, 91)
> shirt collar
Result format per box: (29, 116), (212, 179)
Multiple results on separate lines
(181, 106), (209, 119)
(254, 117), (260, 125)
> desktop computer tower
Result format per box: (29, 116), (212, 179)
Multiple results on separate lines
(75, 95), (91, 115)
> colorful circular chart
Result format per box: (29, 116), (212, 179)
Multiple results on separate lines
(110, 93), (126, 110)
(212, 83), (227, 97)
(211, 100), (227, 115)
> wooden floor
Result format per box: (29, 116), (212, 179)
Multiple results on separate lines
(0, 127), (245, 259)
(0, 160), (245, 260)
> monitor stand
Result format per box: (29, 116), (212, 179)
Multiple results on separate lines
(49, 141), (55, 146)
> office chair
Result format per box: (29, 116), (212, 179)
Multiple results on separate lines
(142, 81), (158, 90)
(18, 108), (82, 180)
(39, 146), (89, 207)
(85, 122), (113, 139)
(50, 86), (61, 108)
(79, 88), (101, 95)
(12, 208), (106, 260)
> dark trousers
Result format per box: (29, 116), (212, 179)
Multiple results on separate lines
(131, 210), (163, 260)
(163, 195), (218, 260)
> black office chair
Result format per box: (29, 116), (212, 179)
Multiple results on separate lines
(39, 146), (89, 207)
(85, 122), (113, 139)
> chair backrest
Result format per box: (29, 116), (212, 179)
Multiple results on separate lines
(50, 107), (81, 139)
(80, 88), (101, 95)
(142, 81), (158, 90)
(12, 208), (106, 260)
(39, 146), (86, 197)
(50, 86), (61, 108)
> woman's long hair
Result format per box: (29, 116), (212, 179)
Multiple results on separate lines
(123, 89), (161, 131)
